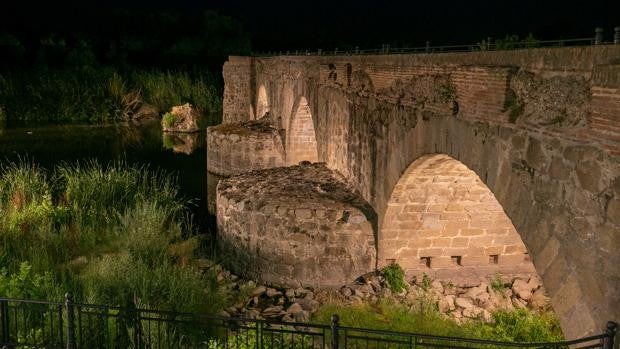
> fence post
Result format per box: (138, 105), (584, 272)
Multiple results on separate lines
(614, 27), (620, 44)
(425, 41), (430, 53)
(65, 293), (76, 349)
(604, 321), (617, 349)
(133, 303), (142, 348)
(595, 27), (604, 45)
(331, 314), (340, 349)
(0, 299), (9, 344)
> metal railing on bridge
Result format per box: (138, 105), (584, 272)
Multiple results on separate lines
(252, 27), (620, 57)
(0, 294), (617, 349)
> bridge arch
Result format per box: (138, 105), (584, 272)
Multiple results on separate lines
(256, 84), (269, 119)
(221, 48), (620, 338)
(379, 153), (535, 282)
(286, 96), (319, 165)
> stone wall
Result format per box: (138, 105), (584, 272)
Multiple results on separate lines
(381, 154), (535, 282)
(206, 120), (285, 176)
(216, 163), (376, 288)
(222, 45), (620, 338)
(222, 56), (254, 123)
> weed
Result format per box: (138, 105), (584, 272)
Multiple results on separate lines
(163, 112), (176, 128)
(420, 273), (433, 291)
(381, 263), (407, 293)
(490, 273), (508, 292)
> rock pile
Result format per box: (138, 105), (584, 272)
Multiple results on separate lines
(214, 267), (550, 324)
(162, 103), (204, 133)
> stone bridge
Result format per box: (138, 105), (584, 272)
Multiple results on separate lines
(209, 46), (620, 338)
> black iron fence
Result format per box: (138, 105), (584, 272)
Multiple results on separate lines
(253, 27), (620, 57)
(0, 294), (617, 349)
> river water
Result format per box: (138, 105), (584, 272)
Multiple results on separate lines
(0, 121), (218, 231)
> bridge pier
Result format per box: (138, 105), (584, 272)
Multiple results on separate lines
(216, 163), (376, 288)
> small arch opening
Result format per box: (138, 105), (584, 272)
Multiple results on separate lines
(286, 96), (318, 165)
(256, 85), (269, 119)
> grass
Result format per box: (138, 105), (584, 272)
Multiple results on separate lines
(0, 159), (224, 314)
(0, 67), (222, 124)
(313, 299), (563, 343)
(490, 273), (508, 292)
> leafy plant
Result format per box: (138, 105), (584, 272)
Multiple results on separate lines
(163, 112), (176, 128)
(381, 263), (407, 293)
(419, 273), (433, 291)
(490, 273), (508, 292)
(0, 262), (62, 300)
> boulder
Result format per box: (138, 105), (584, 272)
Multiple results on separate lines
(162, 103), (205, 133)
(462, 306), (484, 319)
(512, 279), (533, 300)
(298, 298), (320, 312)
(294, 310), (310, 323)
(530, 288), (550, 310)
(340, 287), (353, 297)
(262, 306), (284, 317)
(438, 295), (456, 313)
(251, 286), (267, 297)
(455, 297), (474, 309)
(431, 280), (444, 294)
(286, 303), (303, 314)
(266, 288), (283, 298)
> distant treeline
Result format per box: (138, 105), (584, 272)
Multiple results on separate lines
(0, 10), (249, 123)
(0, 10), (251, 70)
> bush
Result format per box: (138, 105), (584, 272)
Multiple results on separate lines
(0, 160), (228, 314)
(381, 263), (407, 293)
(0, 262), (62, 300)
(163, 112), (176, 127)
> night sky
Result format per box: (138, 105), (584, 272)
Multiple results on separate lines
(1, 0), (618, 51)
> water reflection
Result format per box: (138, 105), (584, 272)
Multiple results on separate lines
(163, 132), (205, 155)
(0, 121), (213, 230)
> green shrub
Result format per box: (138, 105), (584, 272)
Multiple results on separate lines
(381, 263), (407, 293)
(490, 273), (508, 292)
(0, 262), (62, 300)
(163, 112), (176, 127)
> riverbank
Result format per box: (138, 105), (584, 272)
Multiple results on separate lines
(0, 67), (222, 124)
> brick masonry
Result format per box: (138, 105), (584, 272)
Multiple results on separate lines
(380, 154), (535, 282)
